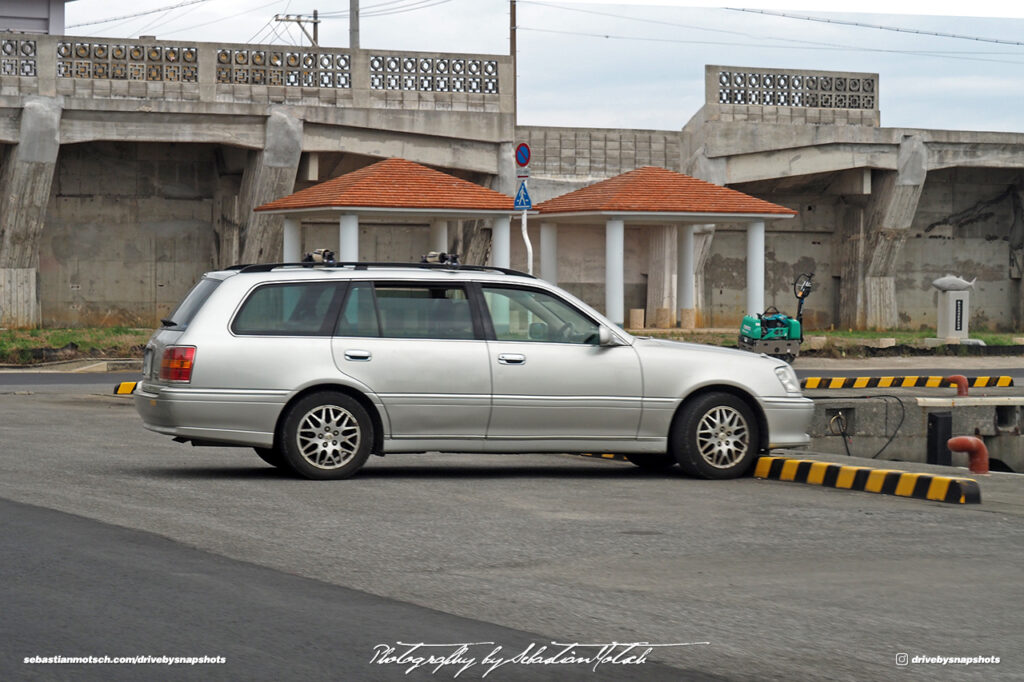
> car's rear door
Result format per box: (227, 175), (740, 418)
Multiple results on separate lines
(330, 281), (491, 440)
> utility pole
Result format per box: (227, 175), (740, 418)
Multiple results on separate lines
(350, 0), (360, 50)
(510, 0), (516, 126)
(274, 12), (321, 47)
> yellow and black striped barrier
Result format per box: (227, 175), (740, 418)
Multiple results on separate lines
(113, 381), (137, 395)
(802, 376), (1013, 390)
(755, 456), (981, 504)
(578, 453), (629, 462)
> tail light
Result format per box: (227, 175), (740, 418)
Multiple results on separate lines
(159, 346), (196, 382)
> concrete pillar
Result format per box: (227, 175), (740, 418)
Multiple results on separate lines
(746, 220), (765, 316)
(491, 215), (511, 269)
(692, 225), (715, 327)
(0, 96), (62, 327)
(283, 217), (301, 262)
(677, 224), (696, 328)
(339, 214), (359, 262)
(843, 135), (927, 329)
(540, 222), (558, 283)
(429, 219), (448, 253)
(239, 107), (303, 263)
(645, 224), (677, 327)
(605, 218), (625, 325)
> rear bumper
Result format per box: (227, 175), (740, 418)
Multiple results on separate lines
(133, 382), (285, 448)
(761, 396), (814, 448)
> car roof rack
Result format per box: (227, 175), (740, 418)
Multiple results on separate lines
(233, 261), (535, 278)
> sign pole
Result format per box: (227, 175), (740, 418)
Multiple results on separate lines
(514, 143), (533, 274)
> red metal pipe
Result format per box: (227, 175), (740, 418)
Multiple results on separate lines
(945, 375), (969, 396)
(947, 435), (989, 474)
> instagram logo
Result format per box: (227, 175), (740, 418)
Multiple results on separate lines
(896, 653), (909, 666)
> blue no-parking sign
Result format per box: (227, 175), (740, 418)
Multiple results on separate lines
(515, 143), (531, 167)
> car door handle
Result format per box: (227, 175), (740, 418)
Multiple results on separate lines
(344, 350), (372, 361)
(497, 353), (526, 365)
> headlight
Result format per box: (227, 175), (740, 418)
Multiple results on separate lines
(774, 365), (802, 395)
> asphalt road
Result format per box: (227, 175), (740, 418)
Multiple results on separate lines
(1, 498), (687, 682)
(1, 384), (1022, 680)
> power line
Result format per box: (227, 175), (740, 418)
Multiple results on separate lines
(516, 26), (1024, 65)
(518, 1), (1024, 56)
(158, 0), (286, 37)
(68, 0), (211, 29)
(726, 7), (1024, 48)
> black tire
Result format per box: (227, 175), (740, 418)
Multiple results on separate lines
(671, 392), (760, 479)
(253, 446), (288, 469)
(624, 453), (677, 472)
(280, 391), (372, 480)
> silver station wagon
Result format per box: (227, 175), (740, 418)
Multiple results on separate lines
(133, 262), (813, 480)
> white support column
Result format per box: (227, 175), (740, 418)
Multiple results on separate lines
(540, 222), (558, 283)
(429, 219), (448, 253)
(339, 213), (359, 262)
(746, 220), (765, 316)
(492, 215), (511, 269)
(605, 218), (625, 325)
(677, 223), (696, 328)
(283, 217), (301, 262)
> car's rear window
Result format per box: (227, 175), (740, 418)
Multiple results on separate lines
(165, 277), (222, 329)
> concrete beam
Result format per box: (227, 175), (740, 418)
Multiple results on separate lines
(239, 107), (303, 264)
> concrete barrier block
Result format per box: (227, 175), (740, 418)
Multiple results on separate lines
(1013, 337), (1024, 345)
(806, 335), (827, 350)
(869, 337), (896, 348)
(628, 308), (645, 330)
(654, 307), (674, 328)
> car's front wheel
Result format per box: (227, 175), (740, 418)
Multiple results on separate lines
(671, 392), (760, 479)
(280, 391), (372, 480)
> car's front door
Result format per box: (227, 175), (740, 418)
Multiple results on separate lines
(479, 285), (643, 442)
(330, 282), (491, 440)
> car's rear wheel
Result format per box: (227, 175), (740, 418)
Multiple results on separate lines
(280, 391), (372, 480)
(253, 446), (287, 469)
(671, 392), (760, 479)
(624, 453), (677, 472)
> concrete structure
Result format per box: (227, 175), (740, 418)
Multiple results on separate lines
(520, 66), (1024, 332)
(1, 22), (1022, 332)
(0, 31), (512, 326)
(1, 1), (73, 35)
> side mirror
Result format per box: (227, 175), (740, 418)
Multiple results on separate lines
(598, 326), (624, 346)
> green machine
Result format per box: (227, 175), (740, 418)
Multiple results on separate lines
(738, 273), (814, 362)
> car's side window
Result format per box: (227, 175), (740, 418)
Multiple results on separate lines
(374, 285), (476, 340)
(481, 286), (600, 345)
(232, 282), (340, 336)
(335, 283), (380, 337)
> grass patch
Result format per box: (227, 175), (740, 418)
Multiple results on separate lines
(0, 327), (152, 364)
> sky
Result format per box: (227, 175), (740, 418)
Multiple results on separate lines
(62, 0), (1024, 133)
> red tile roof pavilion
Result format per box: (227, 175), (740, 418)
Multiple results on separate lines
(255, 157), (514, 215)
(534, 166), (796, 219)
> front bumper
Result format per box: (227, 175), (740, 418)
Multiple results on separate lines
(761, 396), (815, 448)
